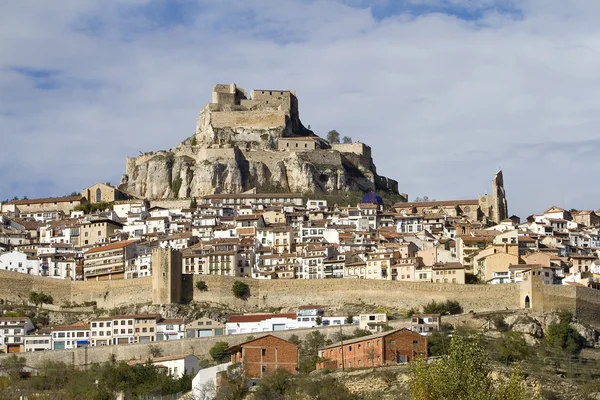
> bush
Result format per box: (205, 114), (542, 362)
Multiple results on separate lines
(545, 311), (584, 355)
(148, 345), (163, 358)
(29, 291), (53, 307)
(195, 280), (208, 292)
(345, 315), (355, 324)
(209, 341), (230, 363)
(315, 316), (322, 326)
(232, 281), (250, 299)
(352, 328), (372, 338)
(422, 300), (463, 315)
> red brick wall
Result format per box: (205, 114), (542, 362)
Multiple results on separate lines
(317, 329), (427, 370)
(239, 336), (298, 378)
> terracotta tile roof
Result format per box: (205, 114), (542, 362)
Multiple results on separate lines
(53, 321), (90, 331)
(7, 196), (85, 205)
(86, 240), (138, 254)
(394, 200), (479, 208)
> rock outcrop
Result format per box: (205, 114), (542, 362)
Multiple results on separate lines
(119, 84), (400, 199)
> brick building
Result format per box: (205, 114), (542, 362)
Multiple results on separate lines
(225, 335), (298, 381)
(317, 328), (426, 370)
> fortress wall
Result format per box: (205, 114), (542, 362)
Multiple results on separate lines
(0, 270), (71, 306)
(70, 277), (153, 309)
(331, 143), (372, 159)
(0, 270), (524, 314)
(574, 286), (600, 325)
(192, 275), (522, 313)
(210, 111), (286, 129)
(540, 285), (577, 314)
(1, 324), (361, 368)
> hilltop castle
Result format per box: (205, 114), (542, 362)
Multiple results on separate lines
(120, 83), (401, 198)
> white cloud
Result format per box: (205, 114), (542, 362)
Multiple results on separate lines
(1, 0), (600, 216)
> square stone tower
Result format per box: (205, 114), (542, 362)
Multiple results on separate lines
(152, 248), (183, 305)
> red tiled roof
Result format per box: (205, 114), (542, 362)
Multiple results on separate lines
(86, 240), (138, 254)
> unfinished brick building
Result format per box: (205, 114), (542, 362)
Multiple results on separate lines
(226, 335), (298, 380)
(317, 328), (427, 370)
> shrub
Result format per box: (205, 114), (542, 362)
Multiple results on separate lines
(209, 341), (230, 363)
(232, 281), (250, 299)
(345, 315), (355, 324)
(422, 300), (463, 315)
(29, 291), (53, 307)
(148, 345), (163, 358)
(315, 316), (322, 326)
(195, 280), (208, 292)
(287, 334), (300, 345)
(352, 328), (372, 338)
(545, 311), (584, 355)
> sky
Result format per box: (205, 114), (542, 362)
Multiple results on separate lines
(1, 0), (600, 218)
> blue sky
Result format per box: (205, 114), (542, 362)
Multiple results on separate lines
(2, 0), (600, 217)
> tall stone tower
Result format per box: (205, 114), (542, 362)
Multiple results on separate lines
(478, 170), (509, 223)
(491, 170), (508, 222)
(152, 248), (183, 305)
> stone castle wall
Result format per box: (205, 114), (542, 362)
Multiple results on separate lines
(210, 111), (286, 129)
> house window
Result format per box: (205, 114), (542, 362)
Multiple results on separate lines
(262, 349), (266, 356)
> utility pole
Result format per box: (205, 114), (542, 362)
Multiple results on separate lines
(340, 324), (345, 371)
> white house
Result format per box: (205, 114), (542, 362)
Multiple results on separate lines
(192, 362), (232, 400)
(51, 322), (91, 350)
(0, 317), (35, 353)
(129, 354), (201, 378)
(225, 313), (298, 335)
(24, 329), (53, 352)
(0, 250), (40, 275)
(156, 318), (186, 341)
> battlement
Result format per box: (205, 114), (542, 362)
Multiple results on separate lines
(331, 142), (372, 159)
(210, 84), (297, 115)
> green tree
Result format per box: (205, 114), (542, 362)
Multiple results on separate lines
(287, 334), (300, 345)
(210, 341), (230, 363)
(427, 330), (451, 357)
(422, 300), (463, 315)
(253, 368), (295, 400)
(28, 291), (53, 307)
(496, 332), (531, 365)
(215, 363), (247, 400)
(232, 281), (250, 299)
(299, 331), (326, 373)
(342, 136), (352, 144)
(352, 328), (372, 338)
(545, 311), (584, 355)
(327, 130), (340, 144)
(196, 280), (208, 292)
(148, 344), (163, 358)
(0, 355), (25, 379)
(409, 335), (527, 400)
(345, 315), (355, 324)
(315, 316), (322, 326)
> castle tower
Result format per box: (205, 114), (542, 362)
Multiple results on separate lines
(478, 170), (509, 224)
(152, 247), (183, 305)
(492, 170), (508, 223)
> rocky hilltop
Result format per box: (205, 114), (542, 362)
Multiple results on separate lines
(119, 84), (400, 199)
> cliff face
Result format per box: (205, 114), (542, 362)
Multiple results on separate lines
(119, 84), (399, 199)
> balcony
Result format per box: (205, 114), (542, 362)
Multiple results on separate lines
(85, 267), (125, 278)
